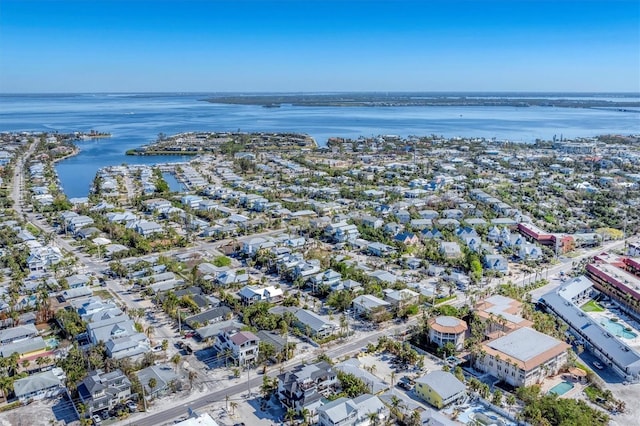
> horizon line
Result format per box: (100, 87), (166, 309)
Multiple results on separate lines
(1, 90), (639, 96)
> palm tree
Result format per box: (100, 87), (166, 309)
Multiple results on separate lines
(188, 370), (197, 388)
(171, 354), (181, 372)
(300, 408), (310, 425)
(367, 411), (380, 426)
(229, 401), (238, 417)
(285, 408), (296, 426)
(145, 325), (154, 338)
(148, 377), (157, 393)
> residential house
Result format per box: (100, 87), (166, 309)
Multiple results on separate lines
(310, 270), (343, 289)
(421, 228), (443, 240)
(215, 270), (249, 286)
(26, 245), (63, 272)
(13, 369), (64, 403)
(483, 254), (509, 273)
(383, 288), (419, 311)
(318, 394), (388, 426)
(439, 242), (462, 258)
(334, 358), (388, 394)
(294, 309), (338, 339)
(137, 364), (180, 400)
(238, 285), (284, 305)
(0, 324), (38, 345)
(442, 209), (463, 220)
(352, 295), (391, 318)
(427, 316), (467, 351)
(383, 222), (403, 236)
(518, 242), (543, 261)
(367, 242), (396, 257)
(361, 215), (383, 229)
(0, 336), (48, 360)
(414, 371), (466, 409)
(393, 232), (419, 245)
(395, 210), (411, 224)
(278, 362), (337, 419)
(213, 326), (260, 366)
(134, 220), (163, 237)
(77, 369), (132, 415)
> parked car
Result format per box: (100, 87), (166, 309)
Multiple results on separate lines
(126, 400), (138, 412)
(397, 381), (412, 391)
(92, 415), (102, 425)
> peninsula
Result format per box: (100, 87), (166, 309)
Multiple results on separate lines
(126, 131), (316, 156)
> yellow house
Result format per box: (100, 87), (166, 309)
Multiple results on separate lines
(414, 371), (466, 409)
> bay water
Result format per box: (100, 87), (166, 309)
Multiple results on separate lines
(0, 93), (638, 197)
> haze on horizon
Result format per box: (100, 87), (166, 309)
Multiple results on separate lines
(1, 0), (639, 94)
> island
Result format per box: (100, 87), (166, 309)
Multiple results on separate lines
(202, 92), (640, 109)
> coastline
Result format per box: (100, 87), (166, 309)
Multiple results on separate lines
(52, 146), (80, 164)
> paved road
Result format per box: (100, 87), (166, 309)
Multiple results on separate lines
(116, 319), (419, 426)
(515, 240), (625, 287)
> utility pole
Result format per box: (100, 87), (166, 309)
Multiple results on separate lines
(247, 366), (251, 397)
(141, 381), (147, 412)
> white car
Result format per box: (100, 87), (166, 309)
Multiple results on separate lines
(593, 360), (604, 370)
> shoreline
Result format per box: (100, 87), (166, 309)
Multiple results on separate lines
(51, 146), (80, 164)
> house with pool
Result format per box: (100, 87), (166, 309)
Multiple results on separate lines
(539, 276), (640, 382)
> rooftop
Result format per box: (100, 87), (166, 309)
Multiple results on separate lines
(483, 327), (569, 370)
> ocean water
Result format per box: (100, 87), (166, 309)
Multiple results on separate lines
(0, 93), (638, 197)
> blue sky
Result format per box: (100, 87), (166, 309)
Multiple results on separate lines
(1, 0), (638, 92)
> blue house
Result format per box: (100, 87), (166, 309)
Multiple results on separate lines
(484, 254), (509, 272)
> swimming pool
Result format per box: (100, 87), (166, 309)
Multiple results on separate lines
(548, 381), (574, 396)
(45, 337), (59, 348)
(601, 319), (638, 339)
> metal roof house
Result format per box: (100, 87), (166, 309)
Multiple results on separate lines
(414, 371), (466, 409)
(13, 369), (63, 403)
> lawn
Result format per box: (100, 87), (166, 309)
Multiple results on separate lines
(581, 299), (605, 312)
